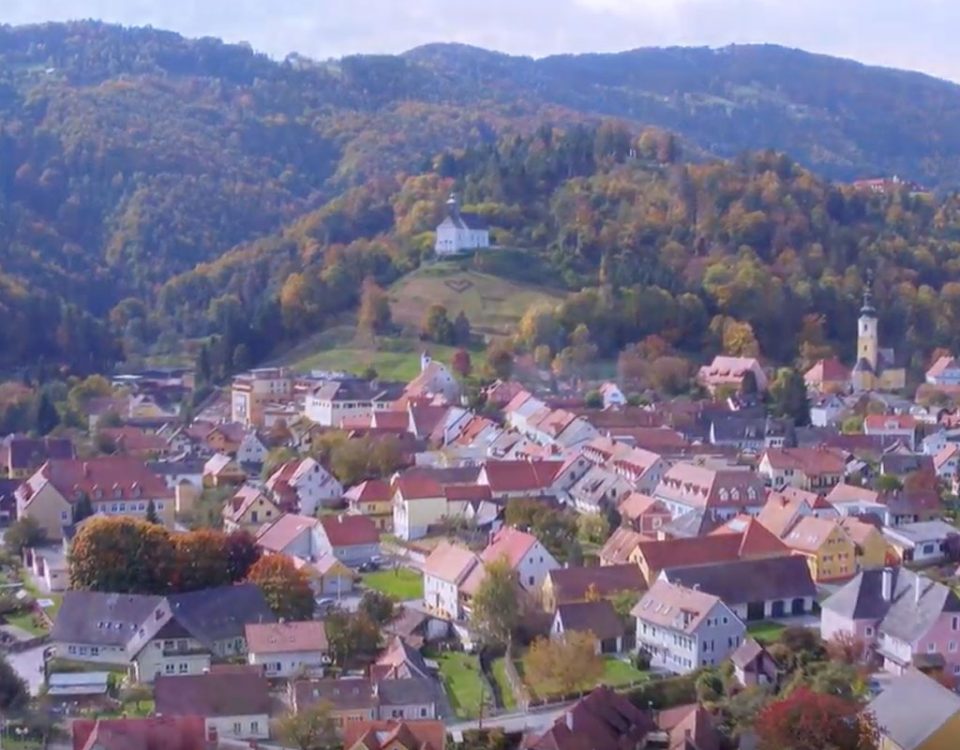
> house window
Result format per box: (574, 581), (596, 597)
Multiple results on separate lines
(61, 511), (69, 521)
(928, 643), (936, 653)
(232, 722), (241, 735)
(251, 721), (259, 734)
(865, 626), (874, 637)
(67, 646), (76, 655)
(90, 647), (99, 656)
(950, 641), (957, 653)
(952, 616), (960, 631)
(165, 663), (175, 674)
(179, 663), (188, 673)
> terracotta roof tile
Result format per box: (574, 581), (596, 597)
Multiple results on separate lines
(319, 514), (378, 547)
(245, 620), (328, 654)
(481, 526), (538, 569)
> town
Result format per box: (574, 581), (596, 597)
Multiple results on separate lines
(0, 272), (958, 750)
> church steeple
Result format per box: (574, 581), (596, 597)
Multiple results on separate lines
(860, 269), (877, 318)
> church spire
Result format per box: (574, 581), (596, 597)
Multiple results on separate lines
(860, 269), (876, 318)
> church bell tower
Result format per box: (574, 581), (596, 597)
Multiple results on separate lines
(857, 274), (879, 372)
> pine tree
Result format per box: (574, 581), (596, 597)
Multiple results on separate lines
(32, 392), (59, 436)
(145, 499), (159, 525)
(74, 495), (94, 523)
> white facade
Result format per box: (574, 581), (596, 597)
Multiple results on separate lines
(284, 459), (344, 516)
(247, 648), (327, 679)
(424, 573), (463, 621)
(237, 433), (267, 466)
(207, 714), (269, 742)
(513, 539), (559, 591)
(435, 221), (490, 256)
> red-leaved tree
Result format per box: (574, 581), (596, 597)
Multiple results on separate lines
(755, 687), (878, 750)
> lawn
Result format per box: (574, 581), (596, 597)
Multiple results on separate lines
(490, 657), (517, 711)
(4, 609), (47, 636)
(361, 568), (423, 601)
(433, 651), (491, 719)
(601, 657), (649, 688)
(747, 620), (787, 643)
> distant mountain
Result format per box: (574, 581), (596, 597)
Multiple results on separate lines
(2, 21), (960, 374)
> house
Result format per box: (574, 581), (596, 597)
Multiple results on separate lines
(294, 554), (355, 597)
(523, 686), (654, 750)
(304, 378), (405, 427)
(653, 462), (766, 520)
(51, 584), (275, 683)
(343, 720), (447, 750)
(884, 521), (960, 565)
(599, 382), (627, 409)
(222, 484), (282, 533)
(866, 670), (960, 750)
(804, 358), (851, 393)
(422, 541), (480, 621)
(927, 356), (960, 387)
(731, 638), (779, 688)
(231, 366), (295, 427)
(481, 526), (559, 591)
(566, 464), (632, 515)
(390, 467), (482, 541)
(154, 667), (270, 741)
(632, 580), (746, 674)
(0, 435), (74, 479)
(203, 422), (249, 455)
(881, 489), (944, 528)
(758, 447), (845, 492)
(404, 356), (461, 404)
(202, 453), (246, 488)
(346, 479), (394, 531)
(245, 620), (330, 678)
(476, 460), (563, 501)
(630, 521), (789, 583)
(71, 716), (207, 750)
(780, 516), (857, 582)
(16, 457), (175, 540)
(757, 490), (838, 538)
(810, 394), (850, 428)
(97, 427), (169, 459)
(266, 458), (343, 516)
(236, 430), (269, 467)
(655, 703), (724, 750)
(256, 513), (319, 557)
(864, 414), (918, 450)
(933, 444), (960, 489)
(880, 453), (936, 483)
(434, 193), (490, 255)
(618, 492), (672, 535)
(370, 636), (438, 681)
(825, 483), (888, 518)
(611, 447), (669, 494)
(598, 526), (648, 566)
(821, 567), (960, 677)
(292, 676), (439, 726)
(709, 415), (793, 452)
(552, 600), (628, 654)
(838, 516), (891, 571)
(541, 564), (646, 613)
(660, 554), (817, 621)
(697, 356), (768, 395)
(315, 515), (380, 567)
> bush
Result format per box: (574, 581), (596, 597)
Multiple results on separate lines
(634, 650), (652, 671)
(628, 672), (698, 710)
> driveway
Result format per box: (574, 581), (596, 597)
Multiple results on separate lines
(446, 702), (570, 734)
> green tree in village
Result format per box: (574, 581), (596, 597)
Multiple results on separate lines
(471, 558), (520, 647)
(769, 368), (810, 425)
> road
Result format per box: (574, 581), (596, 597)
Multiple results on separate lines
(7, 644), (45, 696)
(445, 702), (570, 735)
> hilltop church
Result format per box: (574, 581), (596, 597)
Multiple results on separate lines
(434, 193), (490, 256)
(851, 281), (906, 392)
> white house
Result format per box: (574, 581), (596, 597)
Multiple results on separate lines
(422, 542), (481, 621)
(266, 457), (343, 515)
(245, 621), (329, 679)
(599, 383), (627, 409)
(236, 431), (268, 466)
(303, 379), (403, 427)
(154, 669), (270, 742)
(481, 526), (559, 591)
(434, 194), (490, 256)
(926, 356), (960, 386)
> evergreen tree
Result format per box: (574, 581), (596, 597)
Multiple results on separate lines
(145, 499), (159, 525)
(74, 495), (94, 523)
(770, 368), (811, 426)
(31, 392), (59, 436)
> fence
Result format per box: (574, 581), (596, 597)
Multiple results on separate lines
(502, 647), (531, 711)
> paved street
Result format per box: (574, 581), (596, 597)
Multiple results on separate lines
(7, 644), (45, 696)
(446, 703), (570, 735)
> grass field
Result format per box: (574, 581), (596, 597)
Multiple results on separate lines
(388, 264), (563, 338)
(4, 610), (46, 636)
(361, 569), (424, 601)
(747, 620), (787, 643)
(601, 656), (648, 688)
(490, 657), (517, 711)
(433, 651), (489, 719)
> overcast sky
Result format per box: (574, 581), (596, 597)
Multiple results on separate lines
(3, 0), (959, 83)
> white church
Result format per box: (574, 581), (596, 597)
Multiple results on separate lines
(434, 193), (490, 256)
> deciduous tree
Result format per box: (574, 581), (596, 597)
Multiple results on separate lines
(357, 277), (392, 335)
(755, 687), (878, 750)
(471, 558), (520, 647)
(4, 518), (45, 556)
(523, 632), (603, 697)
(272, 703), (338, 750)
(69, 517), (175, 594)
(246, 554), (314, 621)
(172, 529), (230, 592)
(224, 529), (262, 581)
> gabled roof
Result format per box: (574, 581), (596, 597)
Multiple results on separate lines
(22, 457), (172, 505)
(481, 527), (542, 569)
(782, 516), (843, 554)
(422, 541), (480, 585)
(525, 686), (654, 750)
(245, 620), (328, 654)
(804, 357), (851, 385)
(634, 534), (746, 574)
(632, 581), (729, 635)
(555, 600), (624, 641)
(1, 435), (75, 471)
(927, 355), (960, 379)
(661, 555), (816, 606)
(72, 716), (207, 750)
(599, 526), (648, 565)
(52, 591), (164, 648)
(480, 460), (563, 492)
(344, 719), (446, 750)
(709, 516), (791, 558)
(729, 637), (765, 669)
(867, 671), (960, 750)
(255, 513), (317, 553)
(825, 483), (881, 507)
(154, 667), (270, 718)
(167, 584), (275, 647)
(371, 636), (433, 681)
(318, 514), (378, 548)
(345, 479), (392, 504)
(545, 564), (646, 604)
(761, 446), (846, 476)
(864, 413), (917, 431)
(657, 703), (721, 750)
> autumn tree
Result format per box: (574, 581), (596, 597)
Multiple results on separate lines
(452, 348), (472, 378)
(485, 342), (514, 381)
(357, 276), (392, 335)
(421, 304), (454, 343)
(225, 529), (262, 581)
(70, 517), (175, 594)
(246, 554), (314, 621)
(576, 513), (609, 545)
(523, 632), (604, 696)
(273, 703), (338, 750)
(471, 558), (520, 647)
(755, 687), (878, 750)
(325, 609), (382, 665)
(172, 529), (230, 592)
(358, 590), (395, 626)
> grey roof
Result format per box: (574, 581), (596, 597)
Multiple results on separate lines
(710, 415), (793, 445)
(312, 378), (405, 403)
(853, 357), (875, 374)
(867, 671), (960, 750)
(659, 508), (720, 539)
(154, 669), (271, 717)
(375, 676), (441, 707)
(729, 637), (765, 669)
(556, 600), (625, 641)
(168, 584), (275, 646)
(147, 459), (206, 475)
(884, 521), (959, 546)
(51, 591), (163, 647)
(880, 454), (933, 477)
(661, 556), (816, 606)
(438, 212), (489, 231)
(822, 568), (960, 641)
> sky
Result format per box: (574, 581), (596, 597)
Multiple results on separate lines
(3, 0), (960, 83)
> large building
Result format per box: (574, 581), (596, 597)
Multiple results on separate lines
(230, 367), (295, 427)
(851, 280), (906, 392)
(434, 194), (490, 256)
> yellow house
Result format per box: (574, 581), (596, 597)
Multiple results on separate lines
(782, 517), (856, 582)
(15, 480), (71, 540)
(222, 484), (282, 533)
(868, 670), (960, 750)
(840, 517), (891, 571)
(345, 479), (394, 532)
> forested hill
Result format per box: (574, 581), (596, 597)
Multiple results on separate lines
(4, 21), (960, 374)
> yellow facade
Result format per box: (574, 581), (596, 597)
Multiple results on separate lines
(360, 500), (393, 531)
(855, 527), (890, 571)
(880, 710), (960, 750)
(224, 494), (281, 533)
(18, 483), (72, 540)
(801, 526), (856, 583)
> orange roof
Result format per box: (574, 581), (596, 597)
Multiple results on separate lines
(245, 621), (328, 654)
(255, 513), (316, 553)
(634, 534), (744, 573)
(480, 460), (563, 492)
(344, 719), (446, 750)
(864, 414), (917, 431)
(318, 514), (378, 547)
(618, 492), (669, 522)
(762, 447), (846, 476)
(710, 516), (791, 557)
(26, 457), (172, 504)
(804, 358), (850, 385)
(632, 580), (724, 634)
(783, 516), (843, 554)
(927, 355), (960, 379)
(344, 479), (392, 504)
(481, 526), (539, 569)
(756, 493), (808, 538)
(73, 716), (207, 750)
(599, 526), (649, 564)
(422, 541), (479, 584)
(825, 483), (881, 506)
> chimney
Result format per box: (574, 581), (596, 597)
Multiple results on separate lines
(881, 568), (893, 602)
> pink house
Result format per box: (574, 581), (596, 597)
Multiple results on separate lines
(821, 567), (960, 677)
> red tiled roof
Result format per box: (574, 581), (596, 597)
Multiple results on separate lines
(804, 358), (850, 385)
(599, 526), (648, 564)
(444, 485), (492, 502)
(394, 475), (444, 500)
(26, 457), (171, 504)
(422, 541), (479, 584)
(72, 716), (207, 750)
(762, 447), (846, 476)
(344, 719), (446, 750)
(154, 668), (270, 717)
(864, 414), (917, 431)
(618, 492), (669, 522)
(927, 356), (960, 379)
(99, 427), (167, 454)
(255, 513), (317, 553)
(345, 479), (392, 504)
(634, 533), (755, 574)
(245, 620), (328, 654)
(710, 516), (791, 557)
(481, 460), (563, 492)
(632, 581), (723, 634)
(319, 514), (378, 547)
